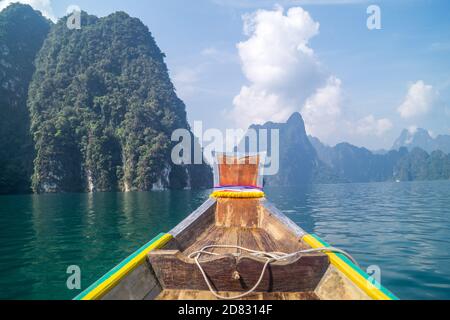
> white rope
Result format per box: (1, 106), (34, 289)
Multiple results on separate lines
(188, 244), (359, 300)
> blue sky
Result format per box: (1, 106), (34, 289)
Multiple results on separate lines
(2, 0), (450, 150)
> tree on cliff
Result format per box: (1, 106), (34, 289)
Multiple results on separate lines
(28, 11), (211, 193)
(0, 4), (51, 194)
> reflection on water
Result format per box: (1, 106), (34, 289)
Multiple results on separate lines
(0, 190), (210, 300)
(265, 181), (450, 300)
(0, 181), (450, 299)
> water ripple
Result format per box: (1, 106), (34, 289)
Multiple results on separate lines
(266, 181), (450, 300)
(1, 182), (449, 300)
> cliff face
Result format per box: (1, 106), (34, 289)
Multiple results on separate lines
(27, 11), (211, 193)
(393, 148), (450, 181)
(392, 128), (450, 154)
(244, 113), (323, 186)
(0, 4), (51, 194)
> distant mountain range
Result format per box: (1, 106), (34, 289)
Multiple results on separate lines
(309, 137), (409, 183)
(244, 113), (450, 186)
(392, 128), (450, 154)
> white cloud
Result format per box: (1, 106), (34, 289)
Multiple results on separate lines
(230, 6), (325, 128)
(238, 6), (320, 88)
(356, 115), (393, 136)
(238, 7), (319, 88)
(232, 85), (294, 127)
(229, 5), (393, 146)
(398, 80), (434, 119)
(66, 4), (81, 15)
(301, 77), (393, 140)
(301, 76), (342, 138)
(408, 125), (418, 135)
(0, 0), (56, 21)
(211, 0), (369, 8)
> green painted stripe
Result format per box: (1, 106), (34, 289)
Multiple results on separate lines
(73, 233), (167, 300)
(311, 234), (399, 300)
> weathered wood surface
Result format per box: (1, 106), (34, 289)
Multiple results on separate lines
(314, 265), (371, 300)
(167, 198), (216, 251)
(156, 289), (319, 300)
(183, 225), (308, 257)
(215, 198), (262, 228)
(260, 199), (307, 238)
(144, 198), (348, 300)
(217, 155), (260, 187)
(149, 250), (329, 293)
(101, 261), (161, 300)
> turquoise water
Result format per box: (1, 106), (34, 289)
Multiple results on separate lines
(1, 181), (450, 300)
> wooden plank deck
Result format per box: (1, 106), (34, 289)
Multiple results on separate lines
(156, 290), (319, 300)
(146, 198), (338, 301)
(149, 223), (329, 295)
(182, 225), (308, 257)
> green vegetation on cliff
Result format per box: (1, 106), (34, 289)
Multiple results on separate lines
(394, 148), (450, 181)
(0, 4), (51, 194)
(27, 11), (211, 193)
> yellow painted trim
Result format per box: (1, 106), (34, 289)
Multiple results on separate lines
(303, 234), (392, 300)
(81, 233), (173, 300)
(210, 191), (265, 199)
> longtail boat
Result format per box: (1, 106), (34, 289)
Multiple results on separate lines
(74, 154), (398, 301)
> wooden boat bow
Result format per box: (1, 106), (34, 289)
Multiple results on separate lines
(74, 154), (398, 300)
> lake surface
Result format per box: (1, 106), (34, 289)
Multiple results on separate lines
(1, 181), (449, 300)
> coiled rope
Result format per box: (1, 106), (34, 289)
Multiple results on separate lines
(188, 244), (359, 300)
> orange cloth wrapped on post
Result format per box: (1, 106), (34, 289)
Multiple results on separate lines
(211, 153), (265, 199)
